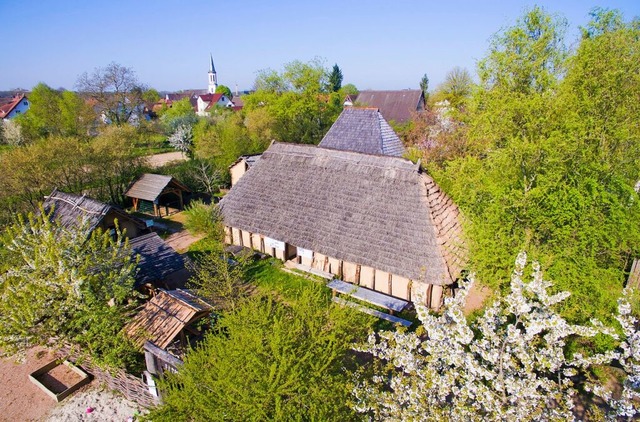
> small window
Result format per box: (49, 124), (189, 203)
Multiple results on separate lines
(23, 101), (28, 105)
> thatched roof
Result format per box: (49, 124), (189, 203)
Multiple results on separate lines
(130, 233), (187, 287)
(319, 108), (405, 157)
(126, 289), (212, 349)
(125, 173), (191, 202)
(43, 189), (144, 232)
(355, 90), (424, 123)
(220, 143), (465, 285)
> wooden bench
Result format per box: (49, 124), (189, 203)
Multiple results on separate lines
(284, 260), (334, 280)
(327, 279), (409, 315)
(332, 297), (412, 327)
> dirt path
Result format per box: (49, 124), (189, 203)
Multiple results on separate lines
(144, 151), (186, 168)
(464, 282), (492, 315)
(165, 230), (204, 253)
(0, 347), (59, 421)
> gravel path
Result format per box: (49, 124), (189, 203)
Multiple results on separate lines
(144, 151), (186, 168)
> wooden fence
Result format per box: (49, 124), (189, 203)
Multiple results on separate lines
(55, 345), (159, 408)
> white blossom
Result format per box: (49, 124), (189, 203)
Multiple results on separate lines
(352, 253), (640, 421)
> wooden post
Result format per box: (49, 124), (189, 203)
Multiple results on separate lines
(431, 285), (443, 311)
(133, 198), (139, 211)
(178, 190), (184, 210)
(153, 203), (159, 217)
(355, 265), (361, 286)
(388, 273), (393, 296)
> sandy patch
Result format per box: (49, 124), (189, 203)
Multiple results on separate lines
(144, 151), (186, 168)
(0, 347), (60, 422)
(464, 282), (492, 315)
(45, 385), (146, 422)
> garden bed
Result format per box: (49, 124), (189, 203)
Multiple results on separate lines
(29, 359), (90, 402)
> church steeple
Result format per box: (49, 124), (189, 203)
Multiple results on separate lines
(208, 53), (218, 94)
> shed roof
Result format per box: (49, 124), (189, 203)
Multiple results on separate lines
(126, 289), (213, 349)
(125, 173), (191, 202)
(220, 143), (465, 285)
(130, 232), (187, 287)
(43, 189), (145, 233)
(319, 107), (405, 157)
(355, 90), (423, 123)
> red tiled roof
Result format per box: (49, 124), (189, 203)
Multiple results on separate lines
(199, 93), (223, 103)
(0, 94), (25, 119)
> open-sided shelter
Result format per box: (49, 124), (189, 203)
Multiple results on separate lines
(126, 289), (213, 350)
(125, 174), (191, 217)
(319, 107), (405, 157)
(219, 142), (466, 309)
(43, 189), (147, 239)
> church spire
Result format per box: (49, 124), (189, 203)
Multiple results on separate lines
(208, 53), (218, 94)
(209, 53), (216, 73)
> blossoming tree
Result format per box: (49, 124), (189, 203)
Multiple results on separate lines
(352, 252), (640, 421)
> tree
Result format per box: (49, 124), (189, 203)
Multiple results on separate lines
(329, 64), (343, 92)
(189, 243), (250, 312)
(168, 124), (194, 157)
(0, 211), (140, 370)
(15, 83), (96, 141)
(142, 87), (160, 104)
(420, 73), (429, 103)
(148, 286), (370, 421)
(478, 6), (567, 95)
(353, 253), (640, 421)
(215, 84), (233, 99)
(159, 97), (197, 133)
(433, 67), (473, 109)
(428, 7), (640, 325)
(243, 59), (341, 144)
(76, 62), (147, 125)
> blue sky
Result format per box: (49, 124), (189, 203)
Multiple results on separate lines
(1, 0), (638, 92)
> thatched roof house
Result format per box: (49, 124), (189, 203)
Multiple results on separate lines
(126, 289), (212, 350)
(125, 174), (191, 217)
(352, 90), (424, 124)
(220, 143), (465, 308)
(229, 154), (262, 187)
(319, 107), (405, 157)
(130, 232), (189, 290)
(43, 189), (147, 238)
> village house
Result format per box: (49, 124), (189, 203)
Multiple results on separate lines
(0, 93), (30, 119)
(229, 154), (262, 187)
(219, 143), (466, 309)
(346, 89), (425, 124)
(43, 189), (148, 239)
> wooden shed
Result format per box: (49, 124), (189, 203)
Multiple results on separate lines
(43, 189), (148, 239)
(125, 174), (191, 217)
(219, 142), (467, 310)
(130, 232), (190, 291)
(126, 289), (213, 350)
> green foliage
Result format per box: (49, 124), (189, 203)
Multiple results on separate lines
(340, 83), (359, 97)
(428, 7), (640, 324)
(189, 243), (250, 312)
(0, 130), (144, 225)
(147, 285), (370, 421)
(328, 63), (343, 92)
(142, 88), (160, 104)
(0, 211), (141, 370)
(420, 73), (429, 103)
(16, 83), (96, 142)
(243, 58), (342, 144)
(215, 84), (233, 99)
(159, 97), (197, 133)
(478, 6), (567, 95)
(432, 67), (473, 109)
(183, 200), (223, 239)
